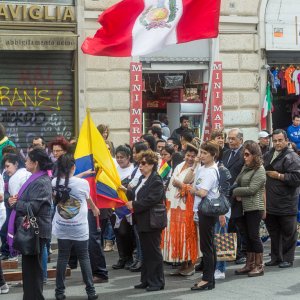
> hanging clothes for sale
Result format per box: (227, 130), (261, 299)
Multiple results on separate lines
(272, 67), (280, 88)
(278, 67), (287, 90)
(293, 68), (300, 96)
(285, 65), (296, 94)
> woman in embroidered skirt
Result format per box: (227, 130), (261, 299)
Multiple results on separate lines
(162, 143), (200, 276)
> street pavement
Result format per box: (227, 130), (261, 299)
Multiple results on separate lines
(3, 242), (300, 300)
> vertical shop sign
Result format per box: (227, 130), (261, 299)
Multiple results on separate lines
(130, 62), (143, 146)
(211, 62), (223, 131)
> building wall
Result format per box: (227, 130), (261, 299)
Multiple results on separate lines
(78, 0), (266, 144)
(78, 0), (131, 145)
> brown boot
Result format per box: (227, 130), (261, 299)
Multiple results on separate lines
(235, 252), (255, 275)
(248, 253), (264, 277)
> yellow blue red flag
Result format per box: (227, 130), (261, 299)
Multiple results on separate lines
(74, 111), (127, 208)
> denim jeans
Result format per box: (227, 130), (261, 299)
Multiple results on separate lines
(56, 239), (96, 297)
(133, 225), (143, 261)
(103, 219), (115, 241)
(42, 244), (48, 281)
(214, 217), (229, 273)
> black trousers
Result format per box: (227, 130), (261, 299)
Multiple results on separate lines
(265, 214), (297, 263)
(139, 230), (164, 288)
(242, 210), (263, 253)
(22, 238), (47, 300)
(228, 216), (247, 259)
(198, 212), (217, 283)
(88, 210), (108, 279)
(112, 216), (135, 262)
(0, 261), (5, 286)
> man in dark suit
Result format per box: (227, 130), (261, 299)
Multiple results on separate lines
(223, 128), (246, 264)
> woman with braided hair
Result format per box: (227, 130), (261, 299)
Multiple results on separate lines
(52, 154), (99, 300)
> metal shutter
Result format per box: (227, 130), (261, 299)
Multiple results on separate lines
(0, 51), (74, 150)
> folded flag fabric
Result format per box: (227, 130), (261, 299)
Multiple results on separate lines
(82, 0), (221, 57)
(74, 112), (127, 208)
(158, 160), (171, 179)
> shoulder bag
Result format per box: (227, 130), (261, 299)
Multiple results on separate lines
(150, 201), (167, 230)
(198, 169), (230, 217)
(13, 204), (40, 256)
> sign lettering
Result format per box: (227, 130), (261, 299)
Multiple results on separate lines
(130, 62), (143, 146)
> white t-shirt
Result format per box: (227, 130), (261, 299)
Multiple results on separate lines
(8, 168), (31, 196)
(193, 163), (219, 212)
(0, 174), (4, 210)
(52, 177), (90, 241)
(117, 164), (135, 181)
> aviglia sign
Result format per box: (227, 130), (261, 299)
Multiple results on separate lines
(0, 4), (75, 22)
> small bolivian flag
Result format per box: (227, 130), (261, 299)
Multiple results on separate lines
(158, 160), (171, 179)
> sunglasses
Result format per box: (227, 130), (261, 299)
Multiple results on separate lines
(244, 152), (251, 157)
(139, 161), (147, 166)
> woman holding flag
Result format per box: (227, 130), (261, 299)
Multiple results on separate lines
(159, 145), (174, 189)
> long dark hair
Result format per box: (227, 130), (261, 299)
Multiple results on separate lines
(243, 140), (263, 169)
(53, 154), (75, 204)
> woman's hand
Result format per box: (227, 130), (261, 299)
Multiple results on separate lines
(8, 195), (18, 207)
(266, 171), (280, 179)
(125, 201), (133, 210)
(236, 196), (242, 202)
(172, 179), (182, 189)
(219, 215), (226, 227)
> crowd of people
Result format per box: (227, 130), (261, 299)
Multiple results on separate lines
(0, 114), (299, 299)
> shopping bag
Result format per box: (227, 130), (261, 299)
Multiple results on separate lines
(214, 231), (237, 262)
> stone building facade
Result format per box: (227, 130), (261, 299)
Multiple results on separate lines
(78, 0), (270, 144)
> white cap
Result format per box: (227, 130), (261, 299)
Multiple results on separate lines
(258, 131), (270, 139)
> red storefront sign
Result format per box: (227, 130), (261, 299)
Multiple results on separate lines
(130, 62), (143, 146)
(211, 62), (223, 131)
(202, 62), (223, 141)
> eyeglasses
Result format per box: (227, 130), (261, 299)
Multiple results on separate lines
(244, 152), (251, 157)
(139, 161), (147, 166)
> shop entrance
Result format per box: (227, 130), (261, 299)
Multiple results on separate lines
(142, 69), (207, 138)
(267, 51), (300, 131)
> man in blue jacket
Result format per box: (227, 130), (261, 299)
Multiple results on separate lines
(287, 115), (300, 150)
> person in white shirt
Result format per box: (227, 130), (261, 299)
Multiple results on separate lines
(190, 142), (220, 291)
(52, 154), (99, 300)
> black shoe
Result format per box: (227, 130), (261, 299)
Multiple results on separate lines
(88, 294), (98, 300)
(191, 282), (214, 291)
(55, 294), (66, 300)
(124, 259), (134, 270)
(112, 259), (126, 270)
(278, 261), (293, 268)
(130, 261), (142, 272)
(265, 260), (280, 266)
(134, 283), (148, 289)
(235, 257), (246, 265)
(146, 286), (164, 292)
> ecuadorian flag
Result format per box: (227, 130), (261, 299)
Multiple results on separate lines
(74, 111), (127, 208)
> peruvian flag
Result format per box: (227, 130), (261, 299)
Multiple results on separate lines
(82, 0), (221, 57)
(261, 82), (273, 130)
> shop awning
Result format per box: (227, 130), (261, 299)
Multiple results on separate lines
(0, 30), (78, 51)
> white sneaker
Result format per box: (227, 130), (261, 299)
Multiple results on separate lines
(214, 270), (225, 280)
(0, 283), (9, 294)
(8, 256), (18, 262)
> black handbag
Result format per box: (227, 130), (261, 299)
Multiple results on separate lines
(198, 170), (230, 217)
(13, 204), (40, 256)
(149, 203), (167, 230)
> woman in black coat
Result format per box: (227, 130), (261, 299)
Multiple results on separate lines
(9, 149), (53, 300)
(125, 150), (165, 292)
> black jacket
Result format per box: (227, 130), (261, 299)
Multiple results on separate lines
(15, 174), (53, 239)
(170, 127), (195, 141)
(129, 172), (165, 233)
(264, 147), (300, 215)
(223, 147), (244, 218)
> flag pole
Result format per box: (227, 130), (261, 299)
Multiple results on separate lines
(86, 108), (101, 232)
(201, 38), (218, 145)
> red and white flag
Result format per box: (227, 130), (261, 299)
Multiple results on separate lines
(82, 0), (221, 57)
